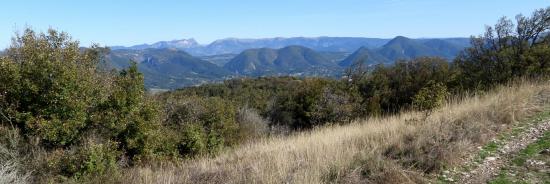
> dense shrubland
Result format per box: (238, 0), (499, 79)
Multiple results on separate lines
(0, 6), (549, 183)
(0, 29), (162, 182)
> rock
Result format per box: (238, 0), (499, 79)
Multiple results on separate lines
(486, 157), (497, 161)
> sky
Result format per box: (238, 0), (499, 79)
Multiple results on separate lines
(1, 0), (549, 48)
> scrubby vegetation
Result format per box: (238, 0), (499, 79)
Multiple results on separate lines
(0, 6), (549, 184)
(121, 80), (550, 184)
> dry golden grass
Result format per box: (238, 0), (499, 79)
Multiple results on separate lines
(120, 80), (550, 184)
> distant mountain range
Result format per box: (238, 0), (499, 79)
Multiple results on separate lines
(106, 36), (472, 89)
(224, 45), (339, 76)
(110, 39), (200, 50)
(111, 36), (470, 56)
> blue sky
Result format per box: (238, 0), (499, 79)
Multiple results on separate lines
(1, 0), (549, 48)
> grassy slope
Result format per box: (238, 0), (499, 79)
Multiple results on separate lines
(117, 81), (549, 184)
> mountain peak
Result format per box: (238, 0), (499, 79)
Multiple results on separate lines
(224, 45), (336, 76)
(386, 36), (413, 44)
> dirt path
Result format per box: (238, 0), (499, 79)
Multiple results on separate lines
(455, 120), (550, 183)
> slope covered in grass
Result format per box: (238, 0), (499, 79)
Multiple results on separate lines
(117, 80), (549, 184)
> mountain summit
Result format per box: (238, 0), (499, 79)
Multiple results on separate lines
(111, 38), (200, 50)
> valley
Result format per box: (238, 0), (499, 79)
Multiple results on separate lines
(109, 36), (470, 89)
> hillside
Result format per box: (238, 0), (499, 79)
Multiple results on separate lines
(377, 36), (440, 60)
(339, 36), (466, 67)
(224, 45), (340, 76)
(120, 81), (550, 183)
(106, 49), (230, 89)
(198, 53), (238, 66)
(338, 46), (391, 67)
(421, 39), (465, 59)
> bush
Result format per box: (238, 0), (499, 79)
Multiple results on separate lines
(269, 79), (327, 129)
(412, 81), (448, 116)
(0, 28), (162, 179)
(0, 29), (103, 147)
(269, 79), (362, 129)
(163, 96), (239, 157)
(177, 124), (206, 156)
(354, 57), (452, 114)
(92, 62), (162, 159)
(60, 141), (121, 179)
(310, 83), (361, 125)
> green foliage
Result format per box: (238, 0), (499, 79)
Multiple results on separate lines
(177, 124), (206, 156)
(269, 78), (362, 129)
(0, 29), (103, 147)
(412, 81), (448, 114)
(455, 7), (550, 90)
(171, 77), (363, 130)
(269, 79), (327, 129)
(59, 141), (121, 178)
(0, 28), (162, 179)
(355, 57), (453, 113)
(162, 96), (239, 157)
(173, 76), (301, 116)
(92, 62), (161, 159)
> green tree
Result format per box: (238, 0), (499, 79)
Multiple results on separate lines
(91, 61), (161, 159)
(412, 81), (448, 117)
(0, 28), (104, 147)
(454, 7), (550, 90)
(163, 96), (239, 157)
(354, 57), (452, 114)
(0, 28), (162, 178)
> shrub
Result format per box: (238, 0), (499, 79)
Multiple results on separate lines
(310, 84), (361, 125)
(54, 140), (121, 179)
(177, 124), (206, 156)
(236, 107), (269, 139)
(0, 28), (162, 179)
(354, 57), (452, 114)
(164, 96), (239, 157)
(0, 29), (103, 147)
(269, 79), (361, 129)
(412, 81), (448, 116)
(91, 62), (162, 159)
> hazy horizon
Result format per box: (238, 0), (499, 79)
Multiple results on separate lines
(1, 0), (549, 48)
